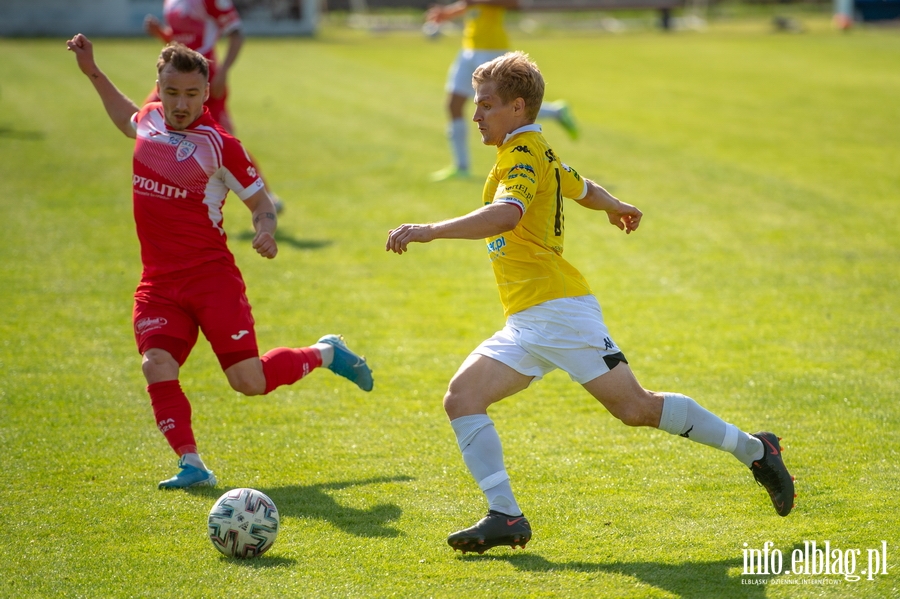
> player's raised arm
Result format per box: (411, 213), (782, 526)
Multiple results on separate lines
(243, 187), (278, 259)
(66, 34), (139, 139)
(574, 178), (643, 234)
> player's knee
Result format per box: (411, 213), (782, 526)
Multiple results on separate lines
(614, 406), (647, 427)
(228, 372), (265, 396)
(443, 382), (473, 419)
(442, 387), (458, 416)
(611, 396), (659, 428)
(141, 348), (179, 383)
(443, 382), (488, 420)
(224, 357), (267, 396)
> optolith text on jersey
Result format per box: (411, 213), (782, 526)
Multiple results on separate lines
(133, 175), (188, 199)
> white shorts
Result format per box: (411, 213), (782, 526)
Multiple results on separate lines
(471, 295), (627, 385)
(446, 49), (506, 96)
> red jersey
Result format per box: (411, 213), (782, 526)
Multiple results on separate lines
(131, 102), (264, 278)
(163, 0), (242, 61)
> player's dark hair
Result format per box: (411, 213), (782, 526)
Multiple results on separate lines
(473, 51), (545, 121)
(157, 42), (209, 80)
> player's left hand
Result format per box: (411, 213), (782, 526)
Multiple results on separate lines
(252, 231), (277, 259)
(607, 201), (642, 234)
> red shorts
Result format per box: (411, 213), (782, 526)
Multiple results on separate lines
(133, 260), (258, 370)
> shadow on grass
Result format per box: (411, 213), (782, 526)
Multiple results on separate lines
(216, 554), (297, 568)
(191, 474), (414, 539)
(463, 553), (769, 598)
(232, 229), (332, 251)
(0, 126), (45, 141)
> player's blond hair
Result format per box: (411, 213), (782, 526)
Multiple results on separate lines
(472, 51), (545, 121)
(157, 42), (209, 80)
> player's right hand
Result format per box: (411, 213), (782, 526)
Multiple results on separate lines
(385, 224), (434, 254)
(66, 34), (97, 76)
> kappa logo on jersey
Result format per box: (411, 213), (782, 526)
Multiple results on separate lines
(246, 166), (257, 178)
(175, 139), (197, 162)
(545, 148), (558, 163)
(512, 145), (533, 155)
(135, 316), (168, 334)
(133, 175), (189, 199)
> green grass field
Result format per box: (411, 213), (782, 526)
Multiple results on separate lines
(1, 12), (899, 598)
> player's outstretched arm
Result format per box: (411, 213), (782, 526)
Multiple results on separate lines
(66, 34), (139, 139)
(244, 188), (278, 259)
(427, 0), (518, 23)
(574, 178), (642, 234)
(143, 15), (174, 43)
(211, 28), (245, 100)
(386, 202), (521, 255)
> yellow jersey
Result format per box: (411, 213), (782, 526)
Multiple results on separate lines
(462, 5), (509, 51)
(483, 126), (592, 317)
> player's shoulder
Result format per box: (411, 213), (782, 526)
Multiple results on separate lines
(136, 102), (163, 122)
(498, 130), (552, 168)
(191, 109), (233, 138)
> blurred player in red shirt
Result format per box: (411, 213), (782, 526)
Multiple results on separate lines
(144, 0), (284, 211)
(67, 34), (373, 490)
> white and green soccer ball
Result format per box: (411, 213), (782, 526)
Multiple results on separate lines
(207, 488), (280, 558)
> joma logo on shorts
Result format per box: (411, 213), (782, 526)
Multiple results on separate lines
(133, 175), (188, 199)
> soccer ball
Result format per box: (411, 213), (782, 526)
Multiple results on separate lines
(207, 488), (280, 558)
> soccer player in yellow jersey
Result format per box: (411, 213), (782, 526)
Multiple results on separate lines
(426, 0), (579, 181)
(387, 51), (795, 553)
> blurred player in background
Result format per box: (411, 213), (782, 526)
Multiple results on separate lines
(144, 0), (284, 212)
(426, 0), (579, 182)
(66, 34), (373, 490)
(386, 51), (795, 554)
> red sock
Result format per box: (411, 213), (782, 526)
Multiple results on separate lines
(261, 347), (322, 394)
(148, 380), (197, 456)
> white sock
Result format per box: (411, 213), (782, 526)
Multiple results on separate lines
(658, 393), (764, 466)
(451, 414), (522, 516)
(449, 118), (468, 171)
(538, 101), (561, 120)
(180, 452), (208, 471)
(312, 342), (334, 368)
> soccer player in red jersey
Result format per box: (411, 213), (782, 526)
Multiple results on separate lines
(67, 34), (373, 490)
(143, 0), (284, 211)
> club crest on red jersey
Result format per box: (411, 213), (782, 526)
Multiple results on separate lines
(176, 140), (197, 162)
